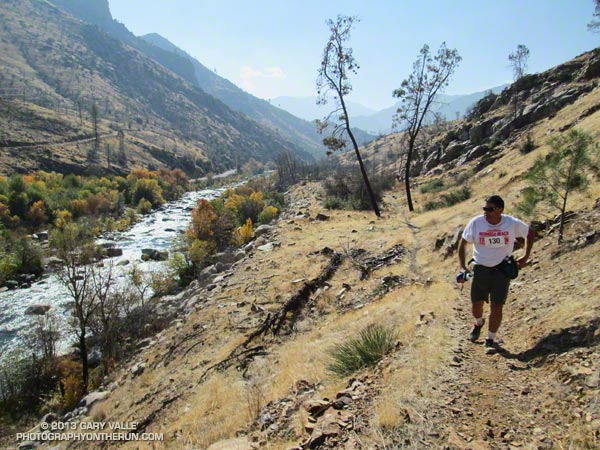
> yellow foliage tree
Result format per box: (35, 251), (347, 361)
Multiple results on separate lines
(188, 199), (217, 241)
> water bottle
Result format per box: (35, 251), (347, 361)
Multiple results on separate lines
(456, 271), (473, 283)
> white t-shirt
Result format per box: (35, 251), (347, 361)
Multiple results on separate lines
(462, 214), (529, 267)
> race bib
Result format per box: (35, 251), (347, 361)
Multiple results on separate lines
(479, 230), (509, 248)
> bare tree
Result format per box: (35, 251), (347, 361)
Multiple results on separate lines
(393, 42), (461, 211)
(89, 260), (121, 374)
(117, 129), (126, 166)
(508, 44), (530, 81)
(588, 0), (600, 32)
(51, 223), (97, 393)
(88, 103), (100, 163)
(316, 15), (380, 217)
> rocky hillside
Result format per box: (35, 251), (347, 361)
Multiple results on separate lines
(49, 0), (374, 157)
(6, 47), (600, 450)
(0, 0), (312, 176)
(351, 46), (600, 181)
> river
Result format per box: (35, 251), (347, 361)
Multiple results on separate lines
(0, 187), (225, 356)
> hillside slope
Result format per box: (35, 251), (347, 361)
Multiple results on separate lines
(140, 33), (376, 155)
(0, 0), (311, 176)
(7, 46), (600, 450)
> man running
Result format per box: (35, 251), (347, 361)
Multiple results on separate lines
(458, 195), (535, 354)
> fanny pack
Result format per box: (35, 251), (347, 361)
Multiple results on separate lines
(496, 256), (519, 280)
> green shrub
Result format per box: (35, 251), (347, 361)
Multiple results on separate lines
(323, 197), (345, 210)
(322, 169), (393, 212)
(519, 132), (536, 154)
(419, 179), (445, 194)
(257, 205), (278, 223)
(424, 186), (471, 211)
(328, 324), (397, 377)
(137, 198), (152, 214)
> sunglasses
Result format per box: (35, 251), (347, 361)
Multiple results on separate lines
(482, 207), (497, 212)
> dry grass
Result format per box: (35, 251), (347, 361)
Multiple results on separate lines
(67, 77), (600, 450)
(168, 373), (251, 449)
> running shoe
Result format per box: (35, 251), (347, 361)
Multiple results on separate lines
(469, 319), (485, 342)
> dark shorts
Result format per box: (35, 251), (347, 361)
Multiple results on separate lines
(470, 264), (510, 305)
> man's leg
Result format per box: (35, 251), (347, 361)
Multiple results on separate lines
(489, 302), (503, 333)
(472, 300), (484, 321)
(469, 301), (485, 341)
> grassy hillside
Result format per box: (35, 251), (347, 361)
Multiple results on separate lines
(3, 48), (595, 450)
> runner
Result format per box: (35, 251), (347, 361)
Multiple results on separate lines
(458, 195), (536, 354)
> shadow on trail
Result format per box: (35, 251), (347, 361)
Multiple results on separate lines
(498, 317), (600, 366)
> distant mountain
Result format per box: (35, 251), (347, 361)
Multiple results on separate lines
(273, 86), (509, 136)
(271, 96), (377, 122)
(0, 0), (313, 176)
(140, 33), (376, 154)
(350, 86), (509, 134)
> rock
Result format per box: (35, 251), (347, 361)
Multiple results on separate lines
(257, 243), (274, 252)
(78, 391), (109, 408)
(141, 249), (168, 261)
(439, 141), (466, 164)
(254, 225), (274, 238)
(206, 437), (251, 450)
(106, 247), (123, 257)
(24, 304), (51, 315)
(117, 259), (130, 266)
(464, 144), (491, 162)
(469, 117), (497, 144)
(41, 412), (57, 424)
(43, 256), (64, 268)
(315, 213), (329, 221)
(303, 399), (331, 417)
(130, 362), (146, 377)
(586, 371), (600, 388)
(5, 280), (19, 290)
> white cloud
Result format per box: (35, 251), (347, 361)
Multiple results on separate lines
(239, 66), (286, 98)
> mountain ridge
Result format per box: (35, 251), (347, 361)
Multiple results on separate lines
(139, 33), (376, 153)
(0, 0), (314, 176)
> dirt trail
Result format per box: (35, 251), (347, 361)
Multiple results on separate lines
(421, 236), (600, 449)
(436, 296), (556, 449)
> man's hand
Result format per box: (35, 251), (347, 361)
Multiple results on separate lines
(517, 256), (528, 269)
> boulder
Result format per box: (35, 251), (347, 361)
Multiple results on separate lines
(464, 144), (490, 162)
(106, 247), (123, 257)
(24, 304), (51, 315)
(43, 256), (64, 268)
(469, 117), (497, 144)
(254, 224), (274, 238)
(141, 249), (168, 261)
(78, 391), (109, 408)
(439, 141), (466, 164)
(5, 280), (19, 290)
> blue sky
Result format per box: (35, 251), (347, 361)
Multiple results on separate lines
(108, 1), (599, 111)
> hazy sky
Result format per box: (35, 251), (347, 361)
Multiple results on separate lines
(108, 1), (599, 111)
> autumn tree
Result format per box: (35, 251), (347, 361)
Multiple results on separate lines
(393, 42), (461, 211)
(316, 15), (380, 217)
(517, 130), (600, 243)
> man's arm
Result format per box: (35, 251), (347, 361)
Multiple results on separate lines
(458, 238), (469, 271)
(517, 228), (536, 269)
